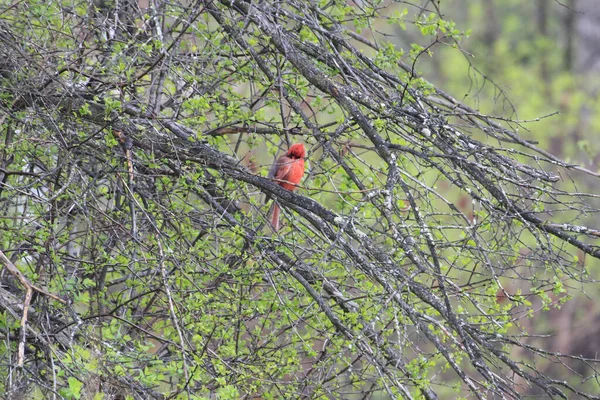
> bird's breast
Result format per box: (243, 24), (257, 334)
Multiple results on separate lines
(280, 159), (305, 191)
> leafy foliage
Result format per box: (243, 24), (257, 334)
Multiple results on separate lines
(0, 0), (598, 399)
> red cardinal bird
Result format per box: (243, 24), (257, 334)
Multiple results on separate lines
(267, 143), (306, 231)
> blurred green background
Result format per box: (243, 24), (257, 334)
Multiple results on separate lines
(401, 0), (600, 169)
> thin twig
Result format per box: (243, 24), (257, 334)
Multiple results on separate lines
(0, 250), (65, 367)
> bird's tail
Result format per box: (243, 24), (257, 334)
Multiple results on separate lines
(271, 203), (280, 231)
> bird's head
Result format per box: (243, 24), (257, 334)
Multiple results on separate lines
(287, 143), (306, 159)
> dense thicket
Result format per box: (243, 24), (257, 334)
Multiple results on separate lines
(0, 1), (599, 399)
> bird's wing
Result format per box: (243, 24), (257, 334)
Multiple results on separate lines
(265, 156), (292, 204)
(272, 156), (294, 182)
(267, 156), (280, 179)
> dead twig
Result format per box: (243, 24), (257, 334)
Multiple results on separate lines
(0, 250), (66, 367)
